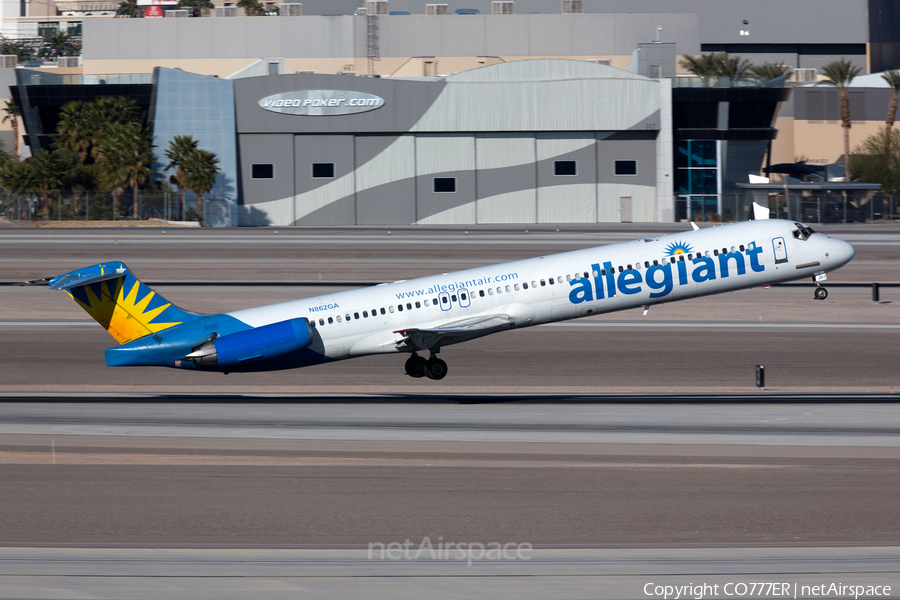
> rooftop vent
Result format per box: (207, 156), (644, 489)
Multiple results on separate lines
(165, 9), (189, 17)
(426, 3), (448, 14)
(0, 55), (17, 69)
(281, 2), (302, 15)
(215, 6), (238, 16)
(492, 1), (514, 14)
(562, 0), (583, 13)
(793, 68), (817, 83)
(588, 58), (611, 66)
(366, 0), (388, 15)
(58, 56), (80, 68)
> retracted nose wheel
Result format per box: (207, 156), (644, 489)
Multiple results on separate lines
(405, 354), (428, 378)
(425, 357), (448, 380)
(814, 287), (828, 300)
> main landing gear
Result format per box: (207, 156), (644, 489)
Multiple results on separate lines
(405, 352), (448, 380)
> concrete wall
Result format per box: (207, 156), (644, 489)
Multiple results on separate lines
(82, 14), (701, 76)
(772, 87), (896, 166)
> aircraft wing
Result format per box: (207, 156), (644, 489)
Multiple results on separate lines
(394, 314), (515, 352)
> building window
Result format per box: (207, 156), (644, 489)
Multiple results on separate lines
(433, 177), (456, 193)
(554, 160), (577, 176)
(614, 160), (637, 176)
(312, 163), (335, 178)
(251, 164), (274, 179)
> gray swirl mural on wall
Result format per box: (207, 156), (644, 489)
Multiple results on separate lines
(259, 90), (385, 116)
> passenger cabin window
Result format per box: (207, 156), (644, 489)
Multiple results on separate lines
(407, 303), (412, 310)
(713, 249), (719, 256)
(312, 163), (335, 179)
(432, 298), (438, 305)
(488, 288), (494, 295)
(566, 274), (573, 282)
(740, 244), (745, 251)
(328, 317), (333, 324)
(479, 290), (485, 297)
(425, 299), (431, 306)
(548, 278), (554, 285)
(319, 318), (324, 325)
(363, 311), (368, 318)
(389, 306), (394, 313)
(523, 282), (529, 289)
(415, 301), (421, 308)
(398, 304), (403, 312)
(451, 295), (457, 302)
(540, 279), (546, 286)
(354, 312), (359, 319)
(557, 276), (563, 284)
(461, 292), (467, 300)
(505, 285), (511, 292)
(336, 315), (342, 323)
(345, 314), (350, 321)
(514, 284), (520, 291)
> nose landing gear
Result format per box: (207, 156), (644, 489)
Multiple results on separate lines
(814, 286), (828, 300)
(404, 352), (448, 380)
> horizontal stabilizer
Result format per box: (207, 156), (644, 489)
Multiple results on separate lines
(49, 267), (128, 291)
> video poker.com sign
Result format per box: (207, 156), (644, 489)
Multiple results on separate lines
(259, 90), (384, 116)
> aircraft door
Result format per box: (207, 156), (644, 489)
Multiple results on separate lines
(773, 237), (788, 263)
(439, 292), (451, 311)
(458, 288), (471, 308)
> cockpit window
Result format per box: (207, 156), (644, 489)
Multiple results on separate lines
(792, 223), (816, 240)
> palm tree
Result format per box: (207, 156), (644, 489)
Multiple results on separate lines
(115, 0), (142, 17)
(102, 123), (153, 218)
(881, 70), (900, 130)
(749, 62), (790, 82)
(29, 150), (73, 221)
(176, 0), (214, 17)
(0, 42), (31, 63)
(0, 160), (34, 220)
(715, 54), (753, 79)
(40, 31), (81, 59)
(56, 101), (93, 165)
(84, 97), (140, 162)
(237, 0), (265, 15)
(679, 53), (720, 87)
(184, 149), (219, 226)
(2, 100), (21, 161)
(165, 135), (198, 220)
(820, 58), (863, 181)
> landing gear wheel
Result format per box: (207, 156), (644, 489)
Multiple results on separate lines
(425, 357), (448, 380)
(405, 354), (427, 378)
(814, 287), (828, 300)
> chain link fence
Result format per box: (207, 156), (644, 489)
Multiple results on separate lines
(0, 190), (235, 226)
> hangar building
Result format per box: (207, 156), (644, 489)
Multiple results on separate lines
(236, 60), (669, 226)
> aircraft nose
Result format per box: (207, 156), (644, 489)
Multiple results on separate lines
(832, 238), (856, 266)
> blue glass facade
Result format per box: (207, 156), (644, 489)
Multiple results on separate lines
(149, 68), (237, 225)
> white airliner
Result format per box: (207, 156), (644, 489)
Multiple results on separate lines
(43, 219), (854, 380)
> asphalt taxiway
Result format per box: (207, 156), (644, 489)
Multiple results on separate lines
(0, 225), (899, 599)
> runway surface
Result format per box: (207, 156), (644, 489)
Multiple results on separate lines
(2, 546), (898, 600)
(1, 225), (899, 599)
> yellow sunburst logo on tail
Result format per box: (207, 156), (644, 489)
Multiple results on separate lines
(66, 278), (183, 344)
